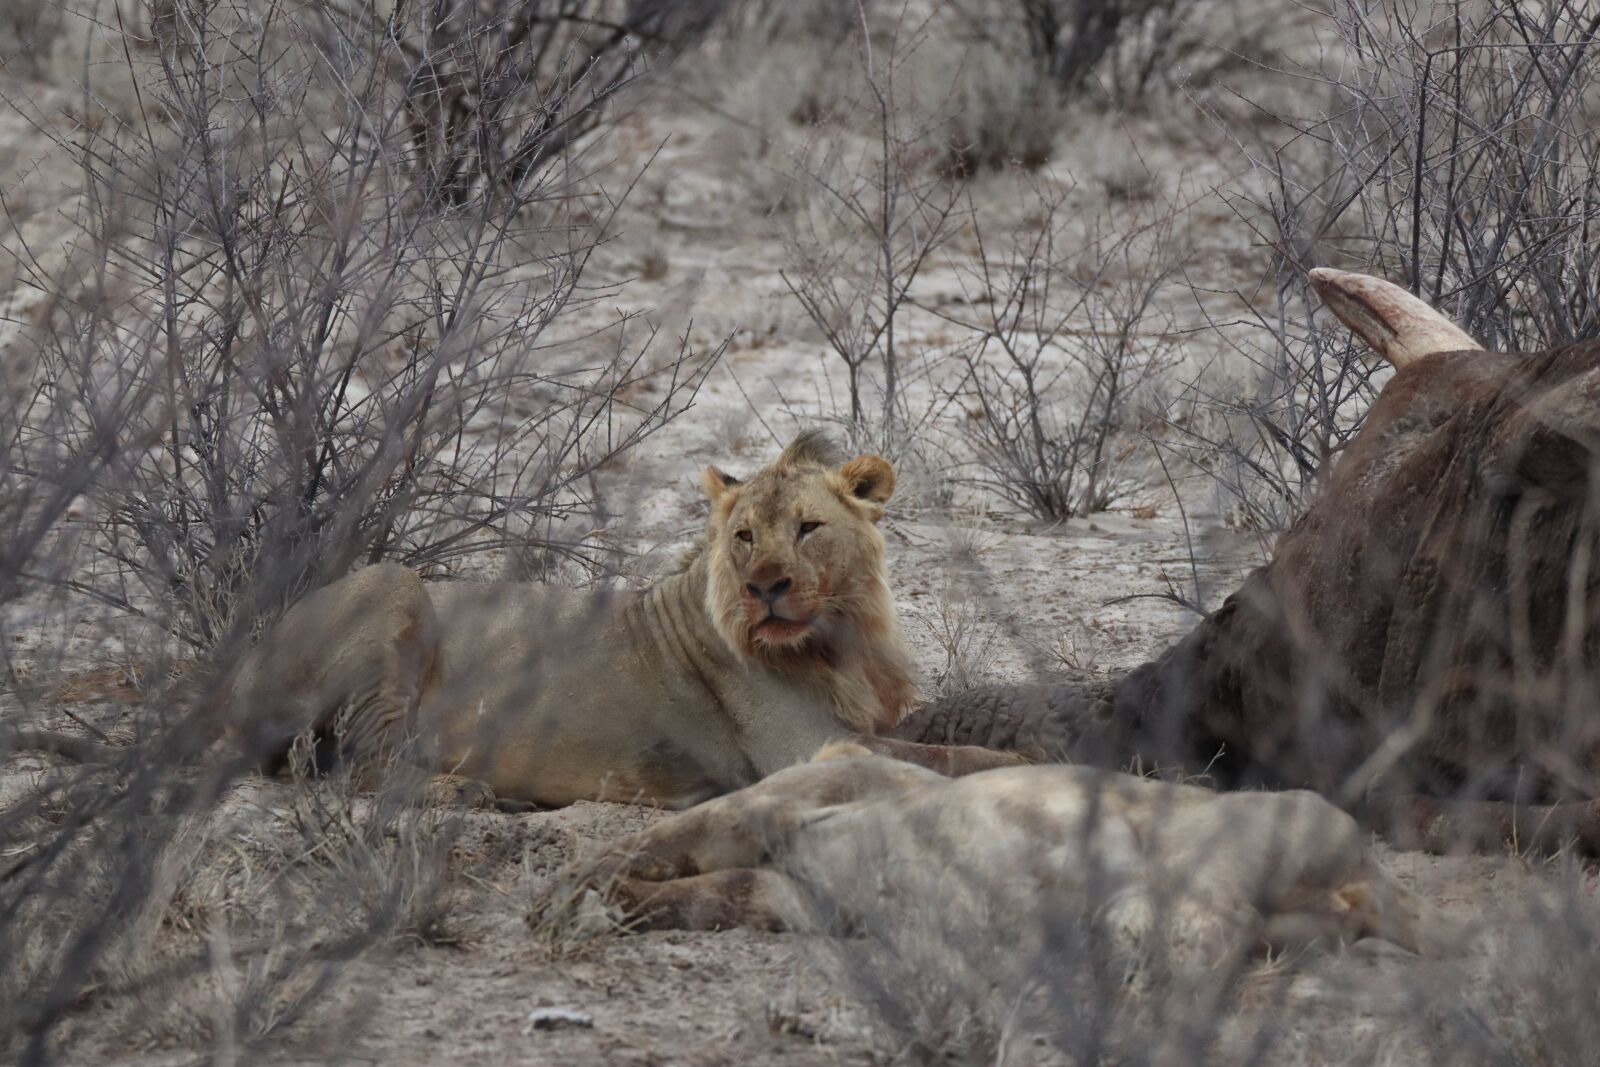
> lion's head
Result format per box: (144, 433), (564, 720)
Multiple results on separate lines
(699, 430), (918, 733)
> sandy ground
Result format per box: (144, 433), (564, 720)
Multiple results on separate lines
(18, 766), (1572, 1067)
(4, 6), (1596, 1064)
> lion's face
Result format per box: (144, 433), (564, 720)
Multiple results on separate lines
(700, 434), (896, 658)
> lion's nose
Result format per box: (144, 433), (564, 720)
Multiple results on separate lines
(745, 576), (792, 604)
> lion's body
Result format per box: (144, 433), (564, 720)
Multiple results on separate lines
(228, 434), (1019, 807)
(423, 564), (767, 806)
(552, 752), (1456, 972)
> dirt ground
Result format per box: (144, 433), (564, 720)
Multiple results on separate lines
(9, 737), (1573, 1067)
(13, 752), (1574, 1067)
(4, 3), (1598, 1063)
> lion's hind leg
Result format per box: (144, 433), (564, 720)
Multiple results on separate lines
(1200, 791), (1461, 958)
(235, 563), (491, 804)
(1315, 861), (1460, 958)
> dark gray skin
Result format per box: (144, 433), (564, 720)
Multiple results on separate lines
(893, 680), (1129, 767)
(898, 274), (1600, 856)
(890, 668), (1225, 792)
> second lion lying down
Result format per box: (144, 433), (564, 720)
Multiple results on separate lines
(545, 746), (1456, 972)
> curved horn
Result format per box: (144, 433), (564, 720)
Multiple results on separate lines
(1309, 268), (1483, 367)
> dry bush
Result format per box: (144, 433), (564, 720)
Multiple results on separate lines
(938, 187), (1185, 521)
(695, 0), (861, 127)
(525, 845), (647, 957)
(1317, 0), (1600, 350)
(912, 589), (1003, 697)
(1166, 259), (1380, 542)
(277, 748), (466, 950)
(119, 771), (462, 1054)
(1, 0), (67, 74)
(1180, 0), (1600, 537)
(0, 763), (355, 1059)
(941, 43), (1065, 175)
(780, 5), (965, 431)
(948, 0), (1222, 103)
(0, 0), (724, 1059)
(316, 0), (726, 207)
(10, 0), (726, 654)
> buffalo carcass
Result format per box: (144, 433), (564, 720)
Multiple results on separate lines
(896, 269), (1600, 853)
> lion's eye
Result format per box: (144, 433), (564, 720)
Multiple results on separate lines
(798, 521), (823, 539)
(735, 529), (753, 544)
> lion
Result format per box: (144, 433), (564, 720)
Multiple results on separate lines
(540, 745), (1458, 976)
(223, 431), (1022, 807)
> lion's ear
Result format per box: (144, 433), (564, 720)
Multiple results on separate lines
(701, 466), (741, 504)
(838, 455), (895, 506)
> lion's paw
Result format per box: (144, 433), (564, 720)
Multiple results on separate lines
(424, 774), (499, 810)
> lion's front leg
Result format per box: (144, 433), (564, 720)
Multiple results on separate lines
(568, 791), (800, 895)
(237, 562), (442, 777)
(612, 869), (804, 932)
(530, 790), (800, 936)
(575, 751), (931, 884)
(858, 735), (1029, 776)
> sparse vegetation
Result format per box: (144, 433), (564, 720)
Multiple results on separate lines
(3, 0), (1599, 1063)
(780, 4), (964, 432)
(943, 188), (1185, 520)
(1181, 0), (1600, 536)
(22, 0), (720, 653)
(1, 0), (717, 1057)
(942, 45), (1064, 175)
(913, 588), (1002, 696)
(950, 0), (1220, 102)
